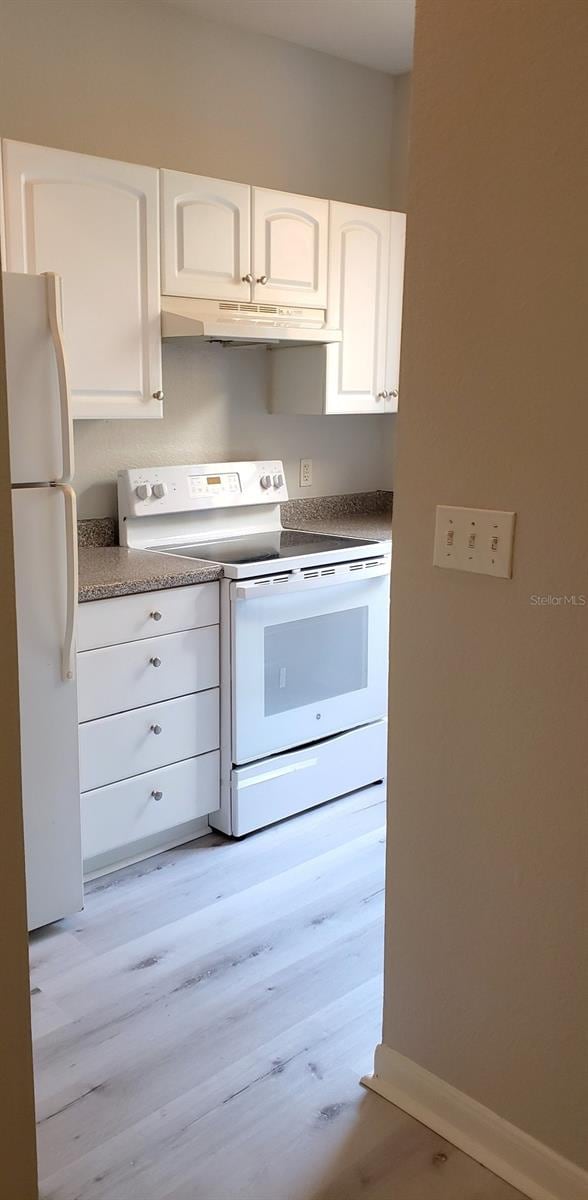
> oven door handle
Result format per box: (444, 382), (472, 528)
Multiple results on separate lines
(233, 557), (390, 600)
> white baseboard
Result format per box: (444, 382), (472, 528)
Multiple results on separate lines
(361, 1043), (588, 1200)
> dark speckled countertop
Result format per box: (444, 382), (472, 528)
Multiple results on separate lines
(283, 512), (392, 542)
(281, 491), (392, 543)
(78, 547), (223, 603)
(78, 491), (393, 602)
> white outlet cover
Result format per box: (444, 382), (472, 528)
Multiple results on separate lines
(433, 506), (516, 578)
(300, 458), (312, 487)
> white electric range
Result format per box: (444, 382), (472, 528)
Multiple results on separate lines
(118, 461), (390, 836)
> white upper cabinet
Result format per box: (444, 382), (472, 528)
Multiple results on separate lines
(384, 212), (407, 413)
(269, 202), (406, 416)
(251, 187), (328, 307)
(160, 176), (329, 309)
(326, 202), (393, 414)
(161, 169), (251, 300)
(1, 140), (162, 419)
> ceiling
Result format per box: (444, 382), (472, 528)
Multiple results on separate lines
(164, 0), (415, 75)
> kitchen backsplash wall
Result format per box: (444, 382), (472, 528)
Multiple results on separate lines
(73, 343), (394, 518)
(0, 0), (410, 518)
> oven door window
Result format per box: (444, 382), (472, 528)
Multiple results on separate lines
(264, 606), (368, 716)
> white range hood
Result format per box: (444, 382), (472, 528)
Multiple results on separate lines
(161, 297), (342, 347)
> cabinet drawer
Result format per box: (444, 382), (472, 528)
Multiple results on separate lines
(81, 751), (219, 863)
(78, 625), (219, 722)
(79, 689), (219, 792)
(78, 582), (219, 651)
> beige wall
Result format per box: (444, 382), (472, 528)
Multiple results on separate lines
(0, 0), (409, 518)
(389, 72), (411, 211)
(0, 274), (38, 1196)
(384, 0), (587, 1169)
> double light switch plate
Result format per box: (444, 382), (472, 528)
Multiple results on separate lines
(433, 506), (516, 578)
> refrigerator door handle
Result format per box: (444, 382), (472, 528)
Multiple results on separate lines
(44, 272), (74, 485)
(56, 484), (78, 682)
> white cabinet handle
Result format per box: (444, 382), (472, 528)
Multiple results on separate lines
(152, 390), (164, 401)
(256, 275), (268, 285)
(44, 273), (74, 485)
(56, 483), (78, 682)
(150, 656), (162, 668)
(151, 789), (163, 801)
(389, 389), (399, 399)
(242, 272), (254, 284)
(377, 391), (387, 400)
(150, 724), (162, 735)
(150, 610), (162, 621)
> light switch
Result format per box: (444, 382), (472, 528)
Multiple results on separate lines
(433, 506), (516, 578)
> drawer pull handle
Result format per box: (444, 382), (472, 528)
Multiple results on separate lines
(151, 789), (163, 801)
(150, 656), (162, 668)
(150, 611), (162, 621)
(150, 724), (162, 735)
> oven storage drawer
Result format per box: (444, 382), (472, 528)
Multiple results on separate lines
(78, 582), (219, 651)
(79, 689), (219, 792)
(78, 625), (219, 721)
(81, 751), (219, 863)
(231, 720), (387, 836)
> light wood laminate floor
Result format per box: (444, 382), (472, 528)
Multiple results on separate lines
(30, 786), (524, 1200)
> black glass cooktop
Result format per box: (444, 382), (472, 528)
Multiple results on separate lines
(154, 528), (380, 566)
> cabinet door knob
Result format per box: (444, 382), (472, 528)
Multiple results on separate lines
(151, 789), (163, 801)
(389, 388), (399, 399)
(150, 610), (162, 621)
(256, 275), (268, 285)
(152, 390), (164, 401)
(150, 724), (162, 735)
(242, 272), (254, 283)
(149, 656), (162, 668)
(377, 391), (387, 400)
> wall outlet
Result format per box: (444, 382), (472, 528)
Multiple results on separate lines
(433, 506), (516, 578)
(299, 458), (312, 487)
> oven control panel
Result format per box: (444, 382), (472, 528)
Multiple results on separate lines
(118, 460), (289, 519)
(188, 471), (241, 499)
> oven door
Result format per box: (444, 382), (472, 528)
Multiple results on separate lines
(230, 559), (390, 764)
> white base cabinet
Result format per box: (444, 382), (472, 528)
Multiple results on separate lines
(79, 690), (219, 792)
(82, 752), (219, 871)
(1, 139), (162, 419)
(77, 583), (220, 876)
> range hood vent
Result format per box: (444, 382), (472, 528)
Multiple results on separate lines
(161, 296), (342, 347)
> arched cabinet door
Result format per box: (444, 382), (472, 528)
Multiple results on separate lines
(325, 201), (392, 414)
(385, 211), (407, 413)
(252, 187), (328, 307)
(2, 139), (162, 420)
(160, 169), (251, 301)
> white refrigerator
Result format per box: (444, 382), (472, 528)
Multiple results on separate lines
(3, 271), (83, 930)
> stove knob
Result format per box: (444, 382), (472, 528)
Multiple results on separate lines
(152, 482), (168, 499)
(273, 473), (284, 488)
(260, 474), (272, 489)
(135, 483), (152, 500)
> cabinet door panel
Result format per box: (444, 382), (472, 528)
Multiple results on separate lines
(81, 751), (219, 869)
(252, 188), (328, 306)
(2, 140), (161, 419)
(384, 211), (407, 412)
(161, 169), (251, 300)
(326, 202), (390, 414)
